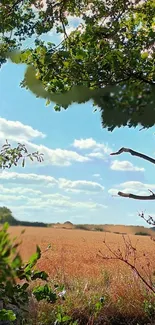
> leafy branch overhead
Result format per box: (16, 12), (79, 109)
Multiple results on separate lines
(0, 140), (44, 169)
(2, 0), (154, 131)
(7, 53), (122, 109)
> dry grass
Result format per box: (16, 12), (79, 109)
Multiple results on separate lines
(8, 226), (155, 324)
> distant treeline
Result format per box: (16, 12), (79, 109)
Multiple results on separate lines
(0, 206), (47, 227)
(17, 220), (47, 227)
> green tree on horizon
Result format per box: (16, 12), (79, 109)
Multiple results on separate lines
(0, 206), (18, 225)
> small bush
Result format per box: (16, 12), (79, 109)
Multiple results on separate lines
(135, 232), (150, 236)
(0, 223), (57, 324)
(75, 225), (89, 231)
(94, 227), (104, 232)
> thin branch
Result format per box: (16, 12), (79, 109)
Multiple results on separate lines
(111, 147), (155, 165)
(139, 212), (155, 226)
(99, 238), (155, 294)
(118, 191), (155, 200)
(5, 0), (24, 17)
(110, 147), (155, 200)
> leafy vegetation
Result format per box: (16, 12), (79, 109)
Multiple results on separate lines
(75, 224), (90, 231)
(0, 222), (57, 323)
(93, 227), (104, 232)
(1, 0), (154, 131)
(0, 140), (43, 169)
(1, 1), (155, 324)
(135, 231), (150, 236)
(1, 223), (155, 325)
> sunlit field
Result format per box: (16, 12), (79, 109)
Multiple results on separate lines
(8, 225), (155, 277)
(7, 225), (155, 324)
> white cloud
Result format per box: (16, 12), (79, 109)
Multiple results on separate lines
(120, 181), (155, 190)
(0, 185), (42, 196)
(0, 118), (90, 167)
(59, 179), (104, 193)
(73, 138), (110, 151)
(0, 189), (107, 218)
(108, 181), (155, 197)
(0, 171), (58, 186)
(88, 152), (105, 159)
(73, 138), (111, 160)
(93, 174), (101, 178)
(108, 188), (119, 196)
(25, 140), (90, 166)
(0, 171), (104, 193)
(26, 196), (107, 210)
(0, 117), (45, 142)
(73, 138), (94, 149)
(42, 193), (70, 200)
(0, 194), (26, 202)
(110, 160), (145, 172)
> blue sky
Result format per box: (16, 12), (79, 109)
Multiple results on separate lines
(0, 17), (154, 226)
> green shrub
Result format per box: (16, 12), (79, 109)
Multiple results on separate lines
(94, 227), (104, 232)
(75, 225), (89, 231)
(0, 223), (57, 324)
(135, 232), (150, 236)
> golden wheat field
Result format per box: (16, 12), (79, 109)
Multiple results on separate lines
(8, 225), (155, 281)
(7, 225), (155, 321)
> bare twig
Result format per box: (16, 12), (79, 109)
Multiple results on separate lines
(118, 191), (155, 200)
(99, 236), (155, 294)
(140, 212), (155, 226)
(110, 147), (155, 200)
(110, 147), (155, 165)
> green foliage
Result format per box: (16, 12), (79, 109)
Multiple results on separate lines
(0, 141), (43, 169)
(2, 0), (154, 131)
(0, 223), (57, 323)
(74, 224), (89, 231)
(143, 296), (155, 317)
(55, 308), (72, 324)
(0, 0), (65, 66)
(0, 309), (16, 322)
(0, 206), (47, 227)
(32, 284), (57, 303)
(135, 232), (150, 236)
(0, 207), (18, 226)
(94, 227), (104, 232)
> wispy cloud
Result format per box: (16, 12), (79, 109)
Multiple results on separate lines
(0, 171), (58, 186)
(73, 138), (111, 161)
(0, 118), (90, 167)
(0, 117), (45, 142)
(58, 178), (104, 193)
(108, 181), (155, 197)
(24, 140), (90, 166)
(110, 160), (145, 172)
(0, 182), (107, 223)
(0, 171), (104, 193)
(93, 174), (101, 178)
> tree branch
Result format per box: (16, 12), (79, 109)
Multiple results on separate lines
(110, 147), (155, 165)
(5, 0), (23, 17)
(118, 191), (155, 200)
(111, 147), (155, 201)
